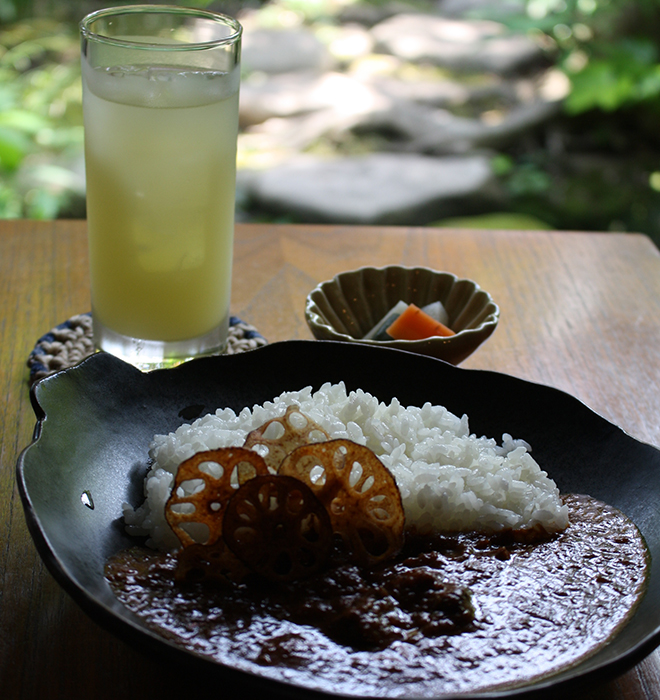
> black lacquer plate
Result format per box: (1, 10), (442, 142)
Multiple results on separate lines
(16, 341), (660, 699)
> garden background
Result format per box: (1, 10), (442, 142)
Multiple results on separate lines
(1, 0), (660, 247)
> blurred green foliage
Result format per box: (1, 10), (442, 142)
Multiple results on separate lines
(496, 0), (660, 114)
(0, 15), (83, 218)
(479, 0), (660, 244)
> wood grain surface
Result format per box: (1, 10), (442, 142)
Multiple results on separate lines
(1, 219), (660, 699)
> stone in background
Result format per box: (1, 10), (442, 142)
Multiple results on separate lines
(237, 2), (566, 225)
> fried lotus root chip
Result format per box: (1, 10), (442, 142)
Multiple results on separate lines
(243, 405), (330, 472)
(165, 448), (269, 548)
(175, 539), (251, 585)
(278, 439), (405, 566)
(223, 475), (333, 582)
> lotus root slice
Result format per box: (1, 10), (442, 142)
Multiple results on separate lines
(278, 439), (405, 565)
(243, 405), (330, 472)
(165, 447), (269, 548)
(223, 475), (333, 582)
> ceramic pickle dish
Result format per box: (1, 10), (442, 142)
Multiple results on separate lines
(305, 265), (500, 365)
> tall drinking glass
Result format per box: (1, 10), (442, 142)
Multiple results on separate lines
(80, 5), (241, 369)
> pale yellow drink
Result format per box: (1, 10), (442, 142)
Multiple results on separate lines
(82, 63), (239, 343)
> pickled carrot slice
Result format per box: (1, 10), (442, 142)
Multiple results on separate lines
(386, 303), (455, 340)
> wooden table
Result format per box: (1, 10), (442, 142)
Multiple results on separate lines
(2, 219), (660, 699)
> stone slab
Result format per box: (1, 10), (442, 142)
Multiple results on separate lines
(247, 153), (498, 224)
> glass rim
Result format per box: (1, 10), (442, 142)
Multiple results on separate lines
(80, 4), (242, 51)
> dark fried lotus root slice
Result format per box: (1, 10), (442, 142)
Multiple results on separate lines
(165, 448), (269, 548)
(243, 405), (330, 472)
(223, 475), (333, 582)
(278, 439), (405, 566)
(175, 539), (251, 585)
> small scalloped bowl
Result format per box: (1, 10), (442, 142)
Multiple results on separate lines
(305, 266), (499, 365)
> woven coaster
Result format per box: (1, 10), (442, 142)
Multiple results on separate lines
(27, 313), (268, 384)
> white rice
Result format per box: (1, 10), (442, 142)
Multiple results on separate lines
(124, 382), (569, 552)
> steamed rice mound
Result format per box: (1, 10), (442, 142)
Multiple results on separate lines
(124, 382), (569, 552)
